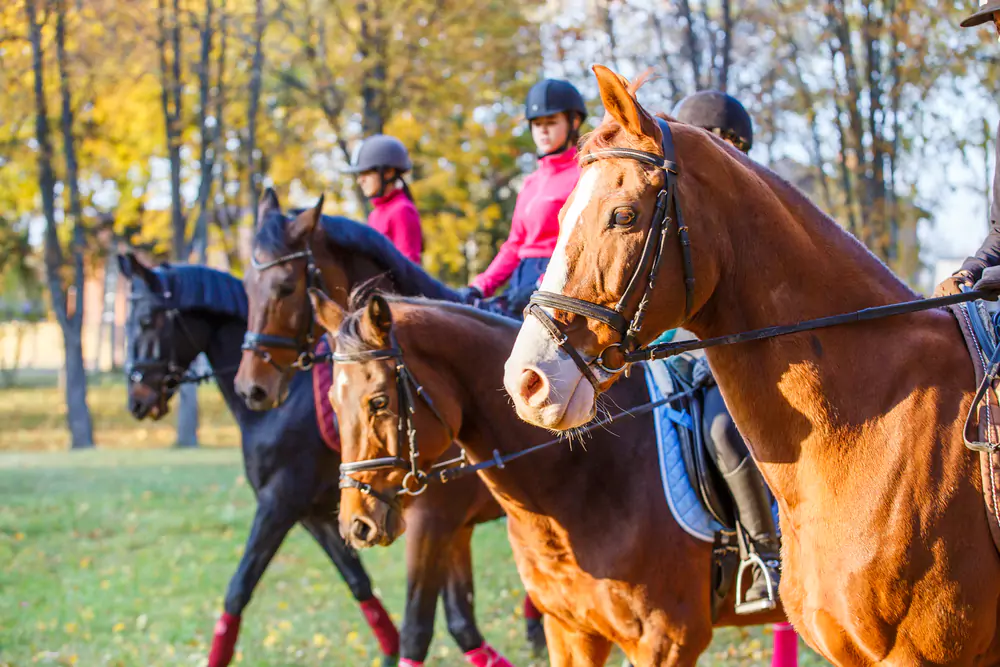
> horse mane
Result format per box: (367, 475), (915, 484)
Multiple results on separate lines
(152, 264), (248, 320)
(336, 292), (518, 356)
(254, 207), (460, 303)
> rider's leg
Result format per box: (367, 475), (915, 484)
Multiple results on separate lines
(702, 385), (781, 610)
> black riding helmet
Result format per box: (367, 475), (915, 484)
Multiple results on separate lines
(526, 79), (587, 157)
(343, 134), (412, 199)
(673, 91), (753, 153)
(961, 0), (1000, 27)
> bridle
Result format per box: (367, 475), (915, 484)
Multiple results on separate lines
(334, 333), (465, 510)
(527, 121), (694, 389)
(126, 292), (229, 403)
(242, 246), (330, 373)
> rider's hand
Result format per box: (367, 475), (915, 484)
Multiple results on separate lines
(933, 270), (975, 298)
(456, 285), (483, 304)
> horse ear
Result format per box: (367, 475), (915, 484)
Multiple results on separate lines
(593, 64), (656, 139)
(118, 252), (155, 285)
(308, 287), (345, 334)
(257, 188), (281, 229)
(289, 194), (324, 242)
(363, 293), (393, 347)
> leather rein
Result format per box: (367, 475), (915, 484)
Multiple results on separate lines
(334, 331), (701, 511)
(242, 247), (332, 373)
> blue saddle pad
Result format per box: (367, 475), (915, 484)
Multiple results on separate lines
(642, 359), (725, 542)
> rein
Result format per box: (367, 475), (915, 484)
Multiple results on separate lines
(242, 246), (332, 373)
(334, 331), (700, 508)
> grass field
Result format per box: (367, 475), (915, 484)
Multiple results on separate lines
(0, 380), (828, 666)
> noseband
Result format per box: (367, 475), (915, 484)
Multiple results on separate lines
(242, 247), (329, 373)
(526, 121), (694, 388)
(334, 334), (464, 510)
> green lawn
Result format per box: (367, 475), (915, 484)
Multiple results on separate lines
(0, 379), (828, 666)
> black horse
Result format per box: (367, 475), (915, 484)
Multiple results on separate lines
(121, 255), (530, 667)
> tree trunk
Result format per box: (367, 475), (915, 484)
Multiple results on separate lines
(31, 0), (94, 448)
(190, 0), (215, 264)
(246, 0), (265, 227)
(678, 0), (702, 90)
(357, 0), (387, 135)
(719, 0), (733, 92)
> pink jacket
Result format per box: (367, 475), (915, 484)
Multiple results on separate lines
(369, 188), (422, 264)
(471, 148), (581, 297)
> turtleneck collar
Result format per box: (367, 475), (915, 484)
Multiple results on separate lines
(371, 186), (405, 208)
(538, 146), (578, 172)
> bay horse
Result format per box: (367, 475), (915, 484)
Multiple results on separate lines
(504, 64), (1000, 665)
(231, 190), (538, 665)
(310, 290), (793, 666)
(121, 257), (519, 666)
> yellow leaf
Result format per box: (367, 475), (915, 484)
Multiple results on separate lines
(113, 622), (125, 633)
(100, 580), (110, 590)
(14, 532), (24, 541)
(277, 601), (288, 610)
(313, 633), (328, 647)
(64, 622), (77, 634)
(277, 620), (291, 631)
(79, 557), (90, 569)
(263, 632), (277, 648)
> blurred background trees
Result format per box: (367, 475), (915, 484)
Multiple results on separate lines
(2, 0), (997, 446)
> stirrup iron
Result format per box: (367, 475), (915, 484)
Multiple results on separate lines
(734, 552), (778, 615)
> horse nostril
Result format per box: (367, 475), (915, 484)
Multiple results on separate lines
(248, 385), (268, 403)
(351, 516), (377, 544)
(518, 368), (549, 408)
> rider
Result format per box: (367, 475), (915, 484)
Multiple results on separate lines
(672, 90), (781, 615)
(344, 134), (423, 264)
(457, 79), (587, 313)
(934, 1), (1000, 297)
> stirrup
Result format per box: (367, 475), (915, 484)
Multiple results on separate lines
(734, 552), (778, 615)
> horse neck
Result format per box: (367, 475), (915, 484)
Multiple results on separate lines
(400, 305), (624, 512)
(202, 314), (254, 422)
(685, 159), (956, 492)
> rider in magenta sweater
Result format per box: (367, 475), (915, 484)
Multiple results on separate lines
(345, 134), (423, 264)
(459, 79), (588, 314)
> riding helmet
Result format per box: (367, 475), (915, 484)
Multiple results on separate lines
(673, 90), (754, 153)
(343, 134), (413, 174)
(525, 79), (587, 122)
(961, 0), (1000, 27)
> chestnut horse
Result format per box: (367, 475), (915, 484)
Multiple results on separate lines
(311, 291), (790, 666)
(504, 64), (1000, 665)
(233, 190), (537, 665)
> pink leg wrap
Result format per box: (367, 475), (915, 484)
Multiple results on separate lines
(360, 597), (400, 657)
(464, 642), (515, 667)
(771, 622), (799, 667)
(523, 594), (542, 621)
(207, 612), (241, 667)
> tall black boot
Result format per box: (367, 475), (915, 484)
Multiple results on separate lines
(726, 456), (781, 614)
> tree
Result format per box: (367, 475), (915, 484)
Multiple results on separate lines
(26, 0), (94, 448)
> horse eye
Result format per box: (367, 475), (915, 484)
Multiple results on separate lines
(613, 208), (636, 227)
(368, 395), (389, 413)
(276, 283), (296, 298)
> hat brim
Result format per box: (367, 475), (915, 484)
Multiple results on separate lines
(961, 4), (1000, 27)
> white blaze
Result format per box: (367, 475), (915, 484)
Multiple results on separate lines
(538, 167), (601, 296)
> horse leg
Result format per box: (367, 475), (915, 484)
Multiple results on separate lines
(300, 515), (399, 664)
(544, 614), (612, 667)
(441, 526), (516, 667)
(524, 593), (546, 655)
(399, 509), (452, 666)
(209, 483), (300, 667)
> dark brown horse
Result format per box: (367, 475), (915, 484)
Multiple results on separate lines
(232, 191), (536, 665)
(311, 291), (789, 666)
(504, 64), (1000, 665)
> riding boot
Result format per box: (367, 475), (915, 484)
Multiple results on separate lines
(726, 456), (781, 614)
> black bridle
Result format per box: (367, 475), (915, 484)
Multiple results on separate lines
(334, 334), (464, 509)
(242, 246), (331, 373)
(527, 122), (694, 390)
(126, 293), (232, 402)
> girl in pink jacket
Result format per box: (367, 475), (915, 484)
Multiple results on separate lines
(458, 79), (587, 315)
(344, 134), (423, 264)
